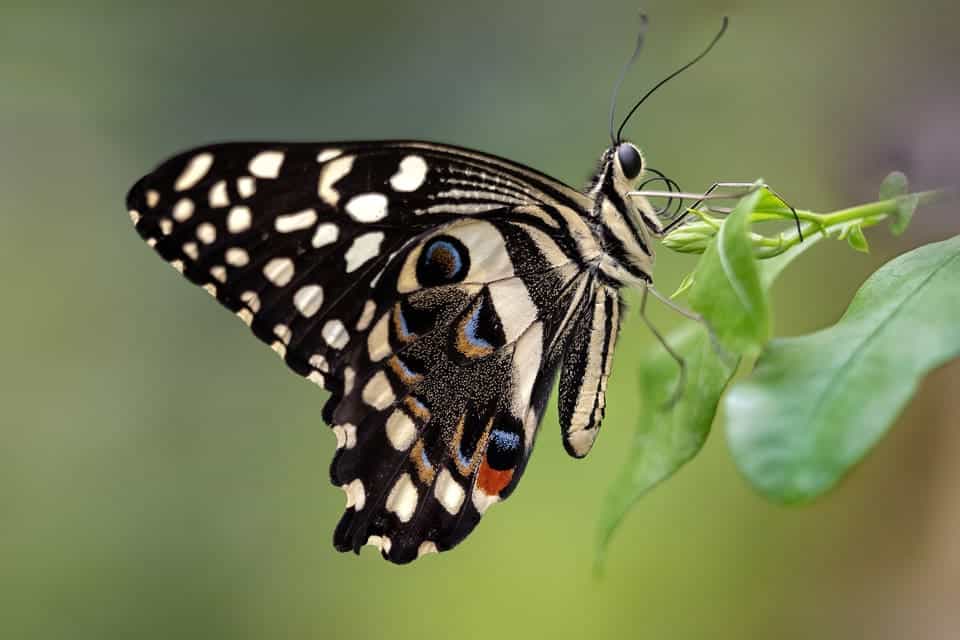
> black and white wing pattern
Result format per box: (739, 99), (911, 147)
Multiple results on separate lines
(127, 141), (622, 563)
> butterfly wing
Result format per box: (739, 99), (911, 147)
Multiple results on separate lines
(557, 283), (622, 458)
(126, 141), (603, 562)
(328, 218), (597, 561)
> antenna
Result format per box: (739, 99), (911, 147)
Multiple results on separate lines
(608, 13), (650, 147)
(616, 16), (729, 143)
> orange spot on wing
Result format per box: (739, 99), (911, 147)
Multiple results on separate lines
(409, 439), (436, 484)
(404, 396), (431, 421)
(476, 458), (514, 496)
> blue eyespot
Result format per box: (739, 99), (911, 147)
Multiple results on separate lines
(463, 302), (493, 351)
(486, 426), (522, 471)
(417, 235), (470, 286)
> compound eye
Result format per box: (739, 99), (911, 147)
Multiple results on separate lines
(616, 143), (643, 180)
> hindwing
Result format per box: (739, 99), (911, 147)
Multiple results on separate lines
(327, 219), (591, 561)
(126, 140), (611, 562)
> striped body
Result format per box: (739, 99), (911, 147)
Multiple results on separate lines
(126, 139), (661, 563)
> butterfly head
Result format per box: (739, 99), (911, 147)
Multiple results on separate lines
(592, 140), (647, 194)
(614, 141), (645, 182)
(586, 140), (661, 287)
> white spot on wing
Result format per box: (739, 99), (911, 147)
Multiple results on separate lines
(342, 366), (355, 395)
(182, 242), (199, 260)
(227, 206), (252, 233)
(146, 190), (160, 208)
(344, 231), (385, 273)
(318, 155), (354, 205)
(237, 308), (254, 326)
(322, 319), (349, 349)
(472, 487), (499, 514)
(385, 473), (418, 523)
(343, 479), (365, 510)
(309, 354), (329, 372)
(361, 371), (394, 410)
(417, 541), (438, 558)
(210, 265), (227, 283)
(367, 312), (391, 362)
(385, 409), (416, 451)
(129, 209), (141, 225)
(354, 300), (376, 331)
(275, 208), (318, 233)
(237, 176), (256, 198)
(293, 284), (324, 317)
(311, 222), (339, 248)
(389, 155), (428, 192)
(333, 423), (357, 449)
(175, 153), (213, 191)
(159, 218), (173, 235)
(208, 180), (229, 207)
(225, 247), (249, 267)
(307, 371), (325, 386)
(434, 469), (465, 515)
(345, 193), (388, 223)
(173, 198), (195, 222)
(317, 148), (342, 163)
(273, 323), (292, 344)
(263, 257), (295, 286)
(248, 150), (284, 179)
(196, 222), (216, 244)
(240, 290), (260, 312)
(367, 535), (392, 554)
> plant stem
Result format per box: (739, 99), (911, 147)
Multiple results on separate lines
(678, 189), (945, 259)
(663, 185), (944, 296)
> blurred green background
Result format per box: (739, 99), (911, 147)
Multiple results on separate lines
(3, 1), (959, 638)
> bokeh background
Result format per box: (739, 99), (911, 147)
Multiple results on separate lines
(3, 1), (959, 638)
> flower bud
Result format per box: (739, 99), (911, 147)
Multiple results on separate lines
(661, 220), (719, 254)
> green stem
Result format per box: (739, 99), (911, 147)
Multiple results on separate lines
(728, 190), (940, 259)
(664, 186), (948, 258)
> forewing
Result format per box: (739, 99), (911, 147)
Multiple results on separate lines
(126, 141), (588, 388)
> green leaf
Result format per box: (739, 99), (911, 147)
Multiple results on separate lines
(890, 194), (919, 236)
(878, 171), (917, 236)
(595, 325), (738, 571)
(670, 271), (696, 299)
(752, 188), (794, 215)
(595, 219), (824, 570)
(725, 235), (960, 503)
(878, 171), (908, 200)
(688, 184), (770, 356)
(845, 223), (870, 253)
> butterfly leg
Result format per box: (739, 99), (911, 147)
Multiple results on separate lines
(682, 182), (803, 241)
(645, 285), (735, 370)
(638, 285), (687, 408)
(629, 181), (802, 239)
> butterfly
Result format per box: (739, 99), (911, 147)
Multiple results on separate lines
(125, 18), (739, 563)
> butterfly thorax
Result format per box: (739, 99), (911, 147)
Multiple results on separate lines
(587, 144), (658, 288)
